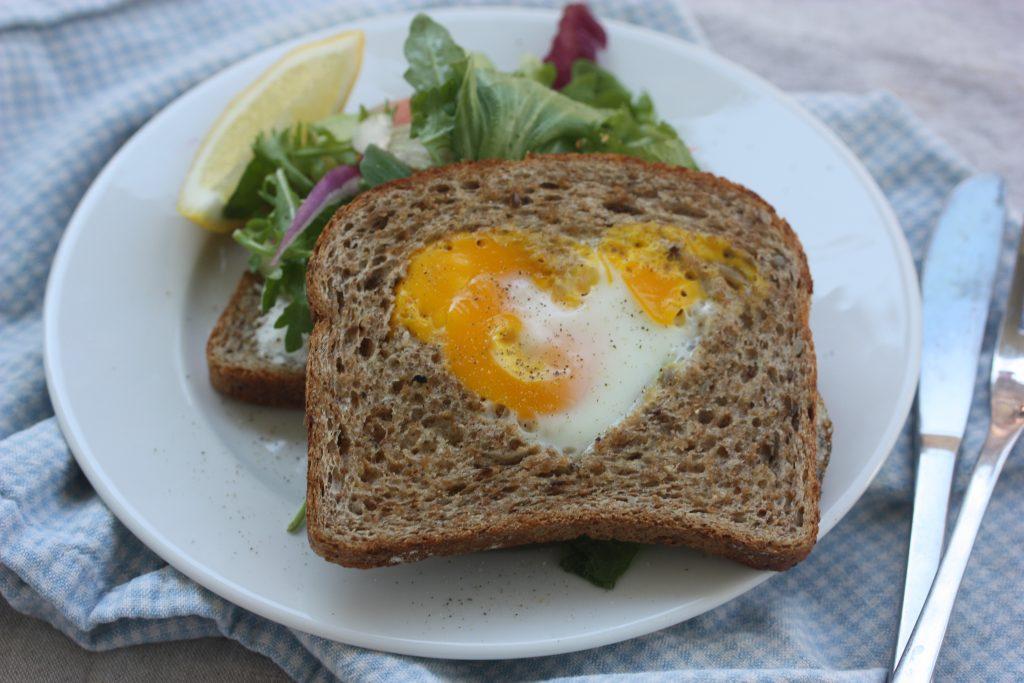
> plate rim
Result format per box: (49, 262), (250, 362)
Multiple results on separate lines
(42, 5), (921, 660)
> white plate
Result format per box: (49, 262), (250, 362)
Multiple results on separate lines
(44, 8), (920, 660)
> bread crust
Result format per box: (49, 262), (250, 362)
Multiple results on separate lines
(206, 272), (305, 408)
(308, 504), (815, 571)
(305, 153), (829, 572)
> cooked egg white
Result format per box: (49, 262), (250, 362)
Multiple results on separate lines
(392, 224), (756, 455)
(500, 271), (709, 452)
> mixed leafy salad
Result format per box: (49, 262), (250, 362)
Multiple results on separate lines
(230, 6), (695, 353)
(228, 5), (697, 589)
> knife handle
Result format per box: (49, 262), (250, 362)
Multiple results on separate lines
(893, 420), (1023, 680)
(893, 440), (958, 667)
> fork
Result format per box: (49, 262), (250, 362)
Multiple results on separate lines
(893, 222), (1023, 681)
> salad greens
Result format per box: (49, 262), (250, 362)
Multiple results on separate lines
(402, 13), (468, 91)
(230, 12), (695, 352)
(359, 144), (412, 188)
(225, 122), (358, 220)
(228, 7), (698, 589)
(561, 537), (640, 590)
(229, 123), (358, 351)
(561, 61), (697, 167)
(453, 53), (609, 160)
(515, 55), (557, 87)
(404, 15), (696, 166)
(286, 501), (308, 534)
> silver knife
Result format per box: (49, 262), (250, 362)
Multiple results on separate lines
(893, 173), (1006, 667)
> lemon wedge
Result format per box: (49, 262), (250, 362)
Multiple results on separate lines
(178, 30), (365, 232)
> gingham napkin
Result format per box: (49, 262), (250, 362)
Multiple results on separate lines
(1, 1), (1021, 681)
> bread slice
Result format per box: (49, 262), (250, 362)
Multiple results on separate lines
(206, 272), (305, 408)
(305, 154), (831, 571)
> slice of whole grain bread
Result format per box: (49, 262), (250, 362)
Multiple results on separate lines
(206, 272), (305, 408)
(305, 153), (831, 571)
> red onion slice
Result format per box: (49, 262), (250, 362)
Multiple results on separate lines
(269, 165), (360, 267)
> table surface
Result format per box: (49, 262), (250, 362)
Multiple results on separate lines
(3, 0), (1021, 680)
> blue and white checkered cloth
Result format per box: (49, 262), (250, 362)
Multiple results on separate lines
(1, 1), (1021, 680)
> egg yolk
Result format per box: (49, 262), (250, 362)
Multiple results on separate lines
(393, 232), (590, 418)
(445, 276), (581, 418)
(392, 232), (591, 343)
(392, 233), (542, 342)
(599, 223), (758, 325)
(392, 223), (758, 419)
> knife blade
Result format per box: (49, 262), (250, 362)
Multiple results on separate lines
(893, 174), (1006, 666)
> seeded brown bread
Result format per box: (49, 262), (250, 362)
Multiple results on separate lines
(305, 153), (831, 571)
(206, 272), (305, 408)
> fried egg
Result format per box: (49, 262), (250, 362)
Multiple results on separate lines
(392, 223), (757, 453)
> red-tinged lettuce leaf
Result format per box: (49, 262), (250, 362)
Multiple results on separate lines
(543, 3), (607, 89)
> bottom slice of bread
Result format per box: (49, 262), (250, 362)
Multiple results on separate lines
(206, 272), (305, 408)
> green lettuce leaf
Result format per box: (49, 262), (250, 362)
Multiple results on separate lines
(560, 537), (640, 590)
(562, 60), (697, 169)
(359, 144), (412, 187)
(404, 25), (693, 170)
(403, 14), (467, 91)
(453, 54), (609, 160)
(514, 54), (557, 87)
(559, 58), (632, 109)
(409, 79), (460, 165)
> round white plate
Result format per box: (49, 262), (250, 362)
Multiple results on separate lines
(44, 7), (920, 660)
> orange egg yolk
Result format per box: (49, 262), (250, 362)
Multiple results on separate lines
(599, 223), (757, 325)
(392, 232), (587, 418)
(445, 276), (581, 418)
(392, 224), (757, 418)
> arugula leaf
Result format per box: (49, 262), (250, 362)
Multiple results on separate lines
(359, 144), (412, 188)
(232, 162), (347, 349)
(403, 14), (467, 91)
(224, 124), (359, 219)
(453, 54), (608, 160)
(404, 16), (466, 165)
(409, 81), (460, 165)
(232, 168), (299, 274)
(248, 129), (317, 194)
(224, 152), (276, 219)
(260, 275), (282, 314)
(560, 537), (640, 590)
(287, 501), (307, 533)
(274, 262), (311, 352)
